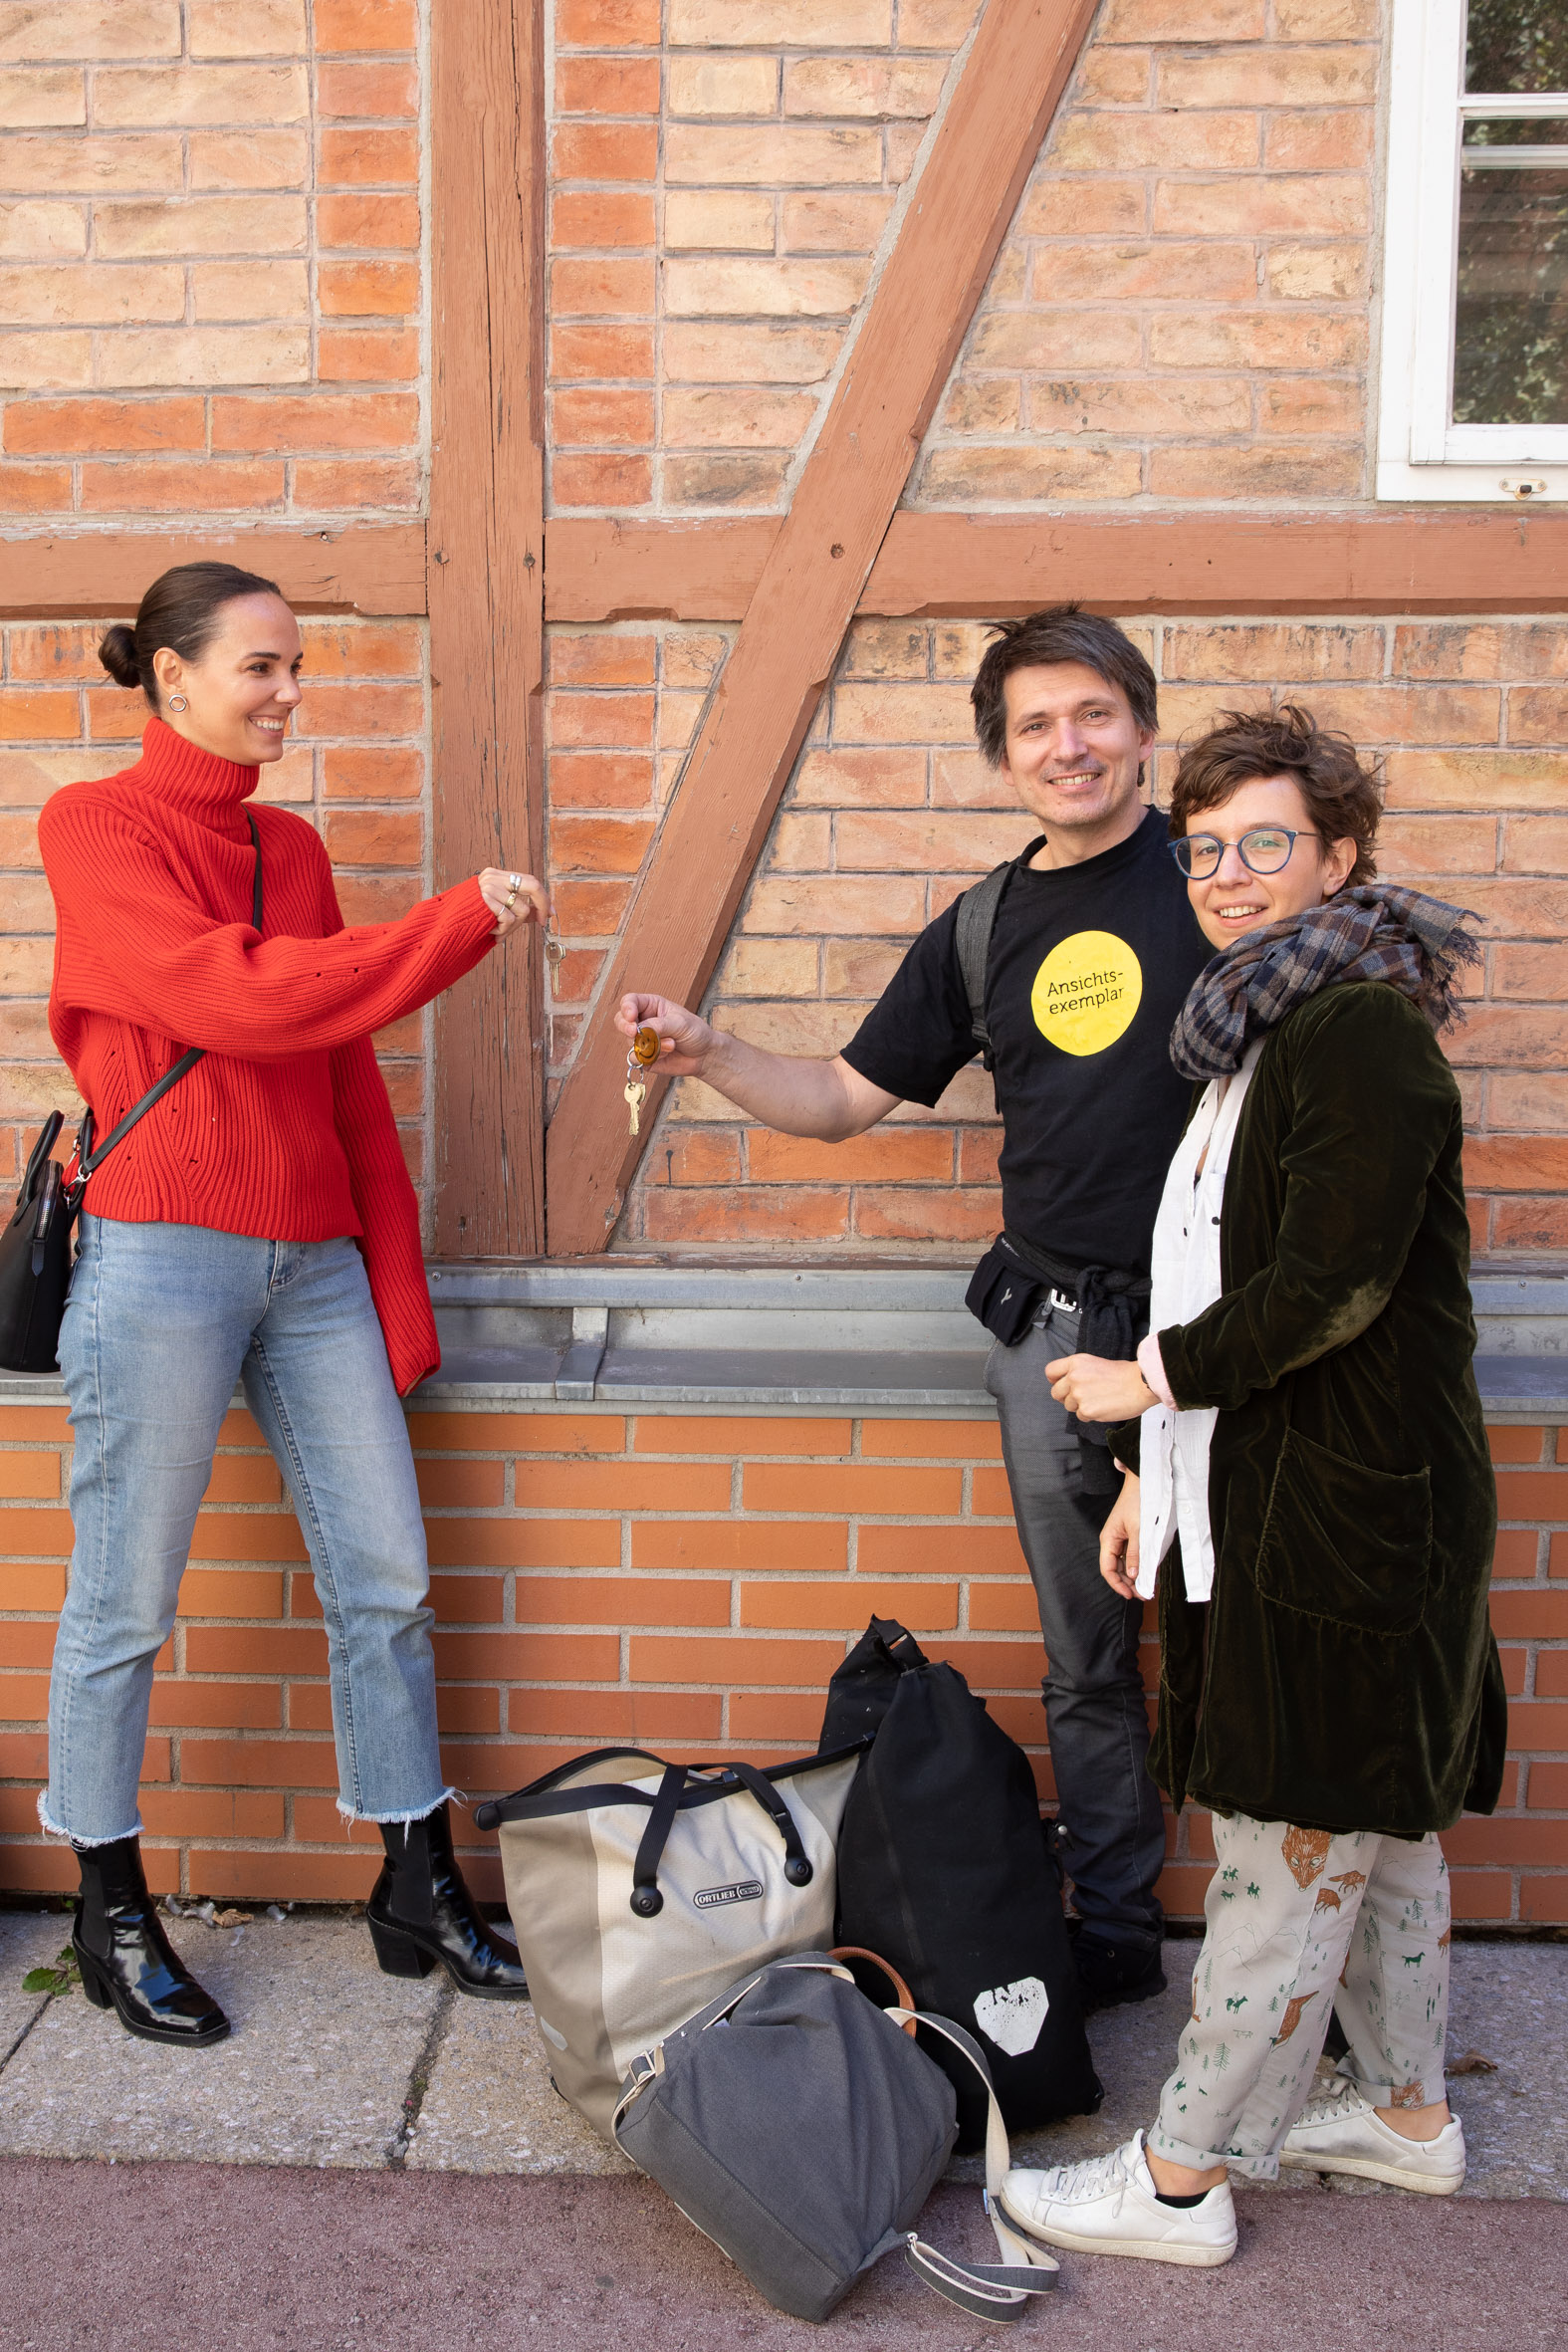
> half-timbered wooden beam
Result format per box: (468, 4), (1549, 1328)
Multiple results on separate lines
(428, 0), (547, 1257)
(544, 0), (1100, 1257)
(544, 508), (1568, 624)
(0, 524), (427, 619)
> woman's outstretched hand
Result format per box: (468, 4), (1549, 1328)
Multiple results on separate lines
(1100, 1472), (1142, 1600)
(1046, 1351), (1155, 1423)
(478, 867), (549, 939)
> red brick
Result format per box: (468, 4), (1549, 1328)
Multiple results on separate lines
(1495, 1530), (1542, 1579)
(314, 0), (417, 52)
(317, 191), (420, 250)
(187, 1513), (308, 1562)
(0, 1842), (83, 1894)
(4, 395), (204, 455)
(427, 1574), (506, 1624)
(0, 1407), (71, 1439)
(290, 1797), (382, 1845)
(552, 191), (655, 249)
(189, 1851), (379, 1901)
(507, 1687), (722, 1742)
(406, 1411), (625, 1452)
(558, 0), (660, 40)
(316, 62), (417, 118)
(1446, 1871), (1515, 1922)
(518, 1460), (728, 1511)
(139, 1790), (287, 1840)
(315, 126), (415, 184)
(317, 325), (419, 381)
(729, 1691), (834, 1744)
(967, 1581), (1042, 1632)
(177, 1570), (286, 1617)
(550, 815), (655, 873)
(1495, 1471), (1568, 1523)
(183, 1625), (326, 1675)
(857, 1525), (1029, 1577)
(1539, 1654), (1568, 1698)
(550, 323), (655, 379)
(180, 1738), (337, 1789)
(629, 1634), (844, 1686)
(1444, 1817), (1568, 1864)
(746, 1130), (954, 1183)
(1519, 1875), (1568, 1924)
(860, 1420), (1003, 1461)
(631, 1417), (851, 1457)
(211, 390), (417, 450)
(1507, 1701), (1568, 1749)
(414, 1457), (505, 1508)
(547, 633), (657, 688)
(740, 1580), (959, 1632)
(642, 1188), (852, 1245)
(148, 1680), (282, 1729)
(1490, 1426), (1547, 1464)
(742, 1463), (961, 1516)
(553, 123), (658, 183)
(0, 1451), (59, 1499)
(434, 1630), (619, 1682)
(424, 1518), (621, 1570)
(1490, 1590), (1568, 1639)
(1526, 1760), (1568, 1809)
(514, 1574), (730, 1627)
(0, 1566), (62, 1610)
(555, 57), (660, 115)
(631, 1520), (849, 1572)
(0, 1506), (73, 1556)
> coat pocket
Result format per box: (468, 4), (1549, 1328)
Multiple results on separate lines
(1251, 1428), (1433, 1636)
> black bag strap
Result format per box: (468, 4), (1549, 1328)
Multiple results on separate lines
(628, 1764), (688, 1917)
(953, 859), (1013, 1070)
(76, 815), (261, 1188)
(726, 1761), (813, 1886)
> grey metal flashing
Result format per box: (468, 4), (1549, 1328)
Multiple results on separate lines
(2, 1261), (1564, 1420)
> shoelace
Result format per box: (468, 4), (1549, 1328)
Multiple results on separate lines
(1293, 2077), (1366, 2129)
(1036, 2140), (1139, 2210)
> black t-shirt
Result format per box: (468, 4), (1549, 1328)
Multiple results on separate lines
(840, 807), (1210, 1273)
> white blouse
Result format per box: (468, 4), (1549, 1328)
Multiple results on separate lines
(1134, 1038), (1263, 1603)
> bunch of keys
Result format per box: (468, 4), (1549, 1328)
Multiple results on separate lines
(624, 1025), (660, 1134)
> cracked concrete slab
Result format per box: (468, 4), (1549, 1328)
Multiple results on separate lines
(407, 1997), (633, 2176)
(0, 1912), (444, 2168)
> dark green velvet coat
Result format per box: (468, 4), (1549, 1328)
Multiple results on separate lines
(1125, 981), (1506, 1838)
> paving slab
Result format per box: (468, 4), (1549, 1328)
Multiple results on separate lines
(0, 1913), (67, 2069)
(0, 1911), (444, 2168)
(408, 1995), (633, 2176)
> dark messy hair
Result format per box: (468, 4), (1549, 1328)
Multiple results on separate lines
(970, 603), (1159, 768)
(1168, 704), (1383, 887)
(98, 561), (284, 711)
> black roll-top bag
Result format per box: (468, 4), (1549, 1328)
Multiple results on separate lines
(0, 815), (261, 1374)
(822, 1616), (1101, 2148)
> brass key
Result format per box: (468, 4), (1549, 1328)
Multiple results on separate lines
(624, 1078), (647, 1135)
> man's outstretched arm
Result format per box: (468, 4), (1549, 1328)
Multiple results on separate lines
(614, 992), (900, 1140)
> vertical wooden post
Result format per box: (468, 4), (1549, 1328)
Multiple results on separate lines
(428, 0), (547, 1257)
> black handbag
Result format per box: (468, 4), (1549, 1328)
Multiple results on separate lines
(0, 816), (261, 1374)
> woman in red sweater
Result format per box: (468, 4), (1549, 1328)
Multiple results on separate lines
(40, 561), (539, 2046)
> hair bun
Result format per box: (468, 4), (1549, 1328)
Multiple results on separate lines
(98, 622), (141, 689)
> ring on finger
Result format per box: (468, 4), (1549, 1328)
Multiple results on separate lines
(509, 872), (522, 892)
(505, 887), (518, 908)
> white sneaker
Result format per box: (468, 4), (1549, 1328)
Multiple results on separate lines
(999, 2131), (1237, 2268)
(1279, 2079), (1466, 2195)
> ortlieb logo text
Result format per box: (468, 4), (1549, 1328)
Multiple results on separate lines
(693, 1880), (765, 1910)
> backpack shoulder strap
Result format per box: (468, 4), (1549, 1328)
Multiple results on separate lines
(953, 861), (1012, 1068)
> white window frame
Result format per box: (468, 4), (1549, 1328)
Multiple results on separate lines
(1378, 0), (1568, 502)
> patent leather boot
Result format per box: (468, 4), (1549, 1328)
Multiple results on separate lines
(366, 1804), (529, 1999)
(73, 1836), (230, 2047)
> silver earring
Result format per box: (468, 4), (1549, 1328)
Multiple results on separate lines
(167, 695), (187, 712)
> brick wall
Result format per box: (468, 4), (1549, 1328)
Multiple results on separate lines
(1, 1403), (1562, 1921)
(570, 613), (1568, 1256)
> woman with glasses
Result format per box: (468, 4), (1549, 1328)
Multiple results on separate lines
(995, 704), (1506, 2268)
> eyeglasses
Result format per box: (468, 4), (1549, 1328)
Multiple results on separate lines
(1167, 826), (1316, 880)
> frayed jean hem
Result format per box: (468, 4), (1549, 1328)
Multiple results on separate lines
(37, 1790), (142, 1847)
(335, 1784), (460, 1829)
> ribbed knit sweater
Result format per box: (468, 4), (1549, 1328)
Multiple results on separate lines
(40, 719), (498, 1394)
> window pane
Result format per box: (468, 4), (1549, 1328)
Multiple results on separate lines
(1463, 117), (1568, 147)
(1453, 149), (1568, 423)
(1465, 0), (1568, 94)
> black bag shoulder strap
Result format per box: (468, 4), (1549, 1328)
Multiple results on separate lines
(953, 859), (1013, 1069)
(78, 815), (262, 1185)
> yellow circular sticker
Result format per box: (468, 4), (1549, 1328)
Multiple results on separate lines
(1030, 930), (1143, 1058)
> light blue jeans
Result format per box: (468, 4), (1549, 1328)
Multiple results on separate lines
(43, 1215), (449, 1844)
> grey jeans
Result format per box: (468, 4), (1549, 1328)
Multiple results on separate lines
(985, 1302), (1166, 1953)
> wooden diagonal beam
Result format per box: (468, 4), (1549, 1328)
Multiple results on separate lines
(544, 0), (1099, 1256)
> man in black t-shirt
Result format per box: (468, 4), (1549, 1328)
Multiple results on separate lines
(617, 606), (1210, 2008)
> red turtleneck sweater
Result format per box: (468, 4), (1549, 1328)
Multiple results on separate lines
(40, 720), (498, 1393)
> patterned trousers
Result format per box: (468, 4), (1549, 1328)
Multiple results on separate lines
(1148, 1810), (1451, 2179)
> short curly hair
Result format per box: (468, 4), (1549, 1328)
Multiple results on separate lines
(1167, 704), (1383, 886)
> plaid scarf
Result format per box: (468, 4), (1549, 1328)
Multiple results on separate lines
(1170, 884), (1481, 1083)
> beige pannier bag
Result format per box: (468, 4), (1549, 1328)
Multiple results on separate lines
(475, 1745), (863, 2140)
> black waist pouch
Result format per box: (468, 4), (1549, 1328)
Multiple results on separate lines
(964, 1236), (1044, 1347)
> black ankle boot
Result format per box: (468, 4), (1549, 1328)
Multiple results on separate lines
(73, 1837), (230, 2047)
(366, 1804), (529, 1999)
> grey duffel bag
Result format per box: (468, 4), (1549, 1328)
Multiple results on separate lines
(612, 1953), (1058, 2324)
